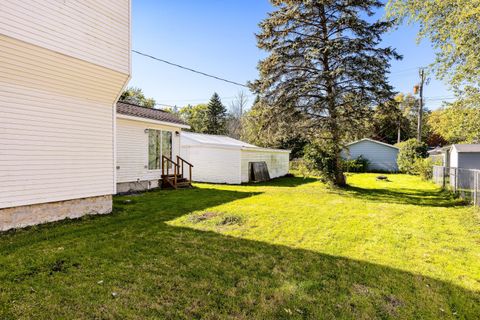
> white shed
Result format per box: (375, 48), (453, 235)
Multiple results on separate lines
(342, 138), (399, 172)
(180, 132), (291, 184)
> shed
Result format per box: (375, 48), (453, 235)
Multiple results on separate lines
(180, 132), (290, 184)
(342, 138), (399, 172)
(443, 144), (480, 170)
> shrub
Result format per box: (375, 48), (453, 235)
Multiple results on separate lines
(290, 159), (315, 178)
(396, 139), (428, 174)
(303, 143), (338, 183)
(414, 157), (434, 180)
(343, 156), (370, 173)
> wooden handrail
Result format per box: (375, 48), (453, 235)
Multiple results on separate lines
(161, 155), (193, 188)
(162, 156), (180, 188)
(176, 156), (194, 184)
(176, 156), (194, 167)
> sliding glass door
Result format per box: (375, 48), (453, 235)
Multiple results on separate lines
(148, 130), (173, 170)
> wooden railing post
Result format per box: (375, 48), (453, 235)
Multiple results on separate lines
(174, 163), (177, 187)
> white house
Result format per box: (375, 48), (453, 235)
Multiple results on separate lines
(116, 102), (190, 193)
(180, 132), (290, 184)
(442, 144), (480, 170)
(0, 1), (131, 231)
(342, 138), (399, 172)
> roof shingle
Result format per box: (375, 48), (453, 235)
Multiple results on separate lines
(116, 101), (187, 126)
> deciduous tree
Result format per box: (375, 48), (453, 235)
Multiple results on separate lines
(387, 0), (480, 105)
(179, 104), (209, 133)
(427, 104), (480, 144)
(120, 87), (156, 108)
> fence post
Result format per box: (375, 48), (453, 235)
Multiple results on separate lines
(442, 166), (446, 188)
(454, 168), (458, 193)
(474, 171), (478, 207)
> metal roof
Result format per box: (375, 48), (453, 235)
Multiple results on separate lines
(181, 132), (290, 153)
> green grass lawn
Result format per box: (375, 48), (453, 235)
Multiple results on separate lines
(0, 174), (479, 319)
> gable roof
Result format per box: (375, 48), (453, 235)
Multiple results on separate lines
(452, 144), (480, 153)
(181, 132), (290, 153)
(117, 101), (188, 127)
(345, 138), (399, 150)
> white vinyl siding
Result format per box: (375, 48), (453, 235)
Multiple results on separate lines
(240, 150), (290, 183)
(180, 133), (290, 184)
(0, 0), (130, 210)
(116, 118), (181, 184)
(342, 140), (399, 172)
(0, 0), (130, 73)
(181, 147), (242, 184)
(0, 83), (115, 209)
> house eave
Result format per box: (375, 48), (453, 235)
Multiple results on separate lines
(345, 138), (399, 150)
(117, 114), (190, 129)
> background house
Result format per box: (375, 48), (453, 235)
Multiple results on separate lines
(116, 102), (190, 193)
(442, 144), (480, 170)
(180, 132), (290, 184)
(0, 1), (131, 231)
(342, 138), (399, 172)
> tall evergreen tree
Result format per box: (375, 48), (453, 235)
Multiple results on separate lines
(206, 93), (227, 135)
(252, 0), (400, 185)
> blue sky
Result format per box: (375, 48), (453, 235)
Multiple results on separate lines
(129, 0), (453, 111)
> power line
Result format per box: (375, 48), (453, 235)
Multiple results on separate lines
(132, 50), (249, 88)
(389, 67), (423, 75)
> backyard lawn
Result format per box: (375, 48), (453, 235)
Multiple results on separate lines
(0, 174), (479, 319)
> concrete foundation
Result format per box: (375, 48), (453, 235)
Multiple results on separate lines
(116, 180), (161, 194)
(0, 195), (112, 232)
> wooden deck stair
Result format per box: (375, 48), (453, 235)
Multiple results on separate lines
(161, 156), (194, 189)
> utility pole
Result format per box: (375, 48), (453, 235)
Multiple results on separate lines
(415, 68), (427, 142)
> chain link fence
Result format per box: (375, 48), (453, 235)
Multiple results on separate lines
(433, 166), (480, 206)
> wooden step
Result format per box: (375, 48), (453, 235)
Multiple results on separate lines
(162, 174), (182, 178)
(176, 181), (192, 188)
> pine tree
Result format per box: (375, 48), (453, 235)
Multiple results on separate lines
(206, 93), (227, 135)
(252, 0), (400, 186)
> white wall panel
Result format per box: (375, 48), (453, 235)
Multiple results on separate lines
(0, 0), (130, 73)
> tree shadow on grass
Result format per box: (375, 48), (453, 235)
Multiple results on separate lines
(343, 185), (466, 208)
(0, 187), (478, 319)
(245, 175), (318, 188)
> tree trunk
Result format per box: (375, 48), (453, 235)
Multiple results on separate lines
(397, 124), (401, 144)
(319, 4), (345, 187)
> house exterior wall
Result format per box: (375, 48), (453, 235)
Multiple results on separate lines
(342, 140), (399, 172)
(0, 1), (130, 229)
(457, 153), (480, 170)
(240, 150), (290, 183)
(181, 146), (242, 184)
(116, 118), (182, 192)
(1, 0), (130, 74)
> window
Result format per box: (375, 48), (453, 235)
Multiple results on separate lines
(148, 129), (173, 170)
